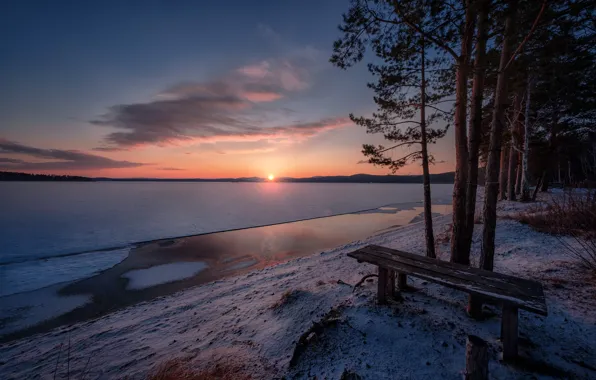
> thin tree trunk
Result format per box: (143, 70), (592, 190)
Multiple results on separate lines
(507, 144), (518, 200)
(515, 151), (522, 195)
(507, 95), (522, 201)
(499, 144), (509, 200)
(464, 0), (489, 318)
(541, 125), (558, 192)
(420, 38), (436, 259)
(450, 0), (474, 265)
(463, 0), (489, 258)
(520, 77), (532, 201)
(533, 172), (545, 201)
(481, 0), (517, 272)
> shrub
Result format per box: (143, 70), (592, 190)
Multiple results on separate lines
(512, 190), (596, 271)
(148, 358), (252, 380)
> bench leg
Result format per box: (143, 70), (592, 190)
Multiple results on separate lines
(501, 305), (518, 361)
(387, 269), (396, 298)
(377, 267), (388, 305)
(397, 273), (407, 290)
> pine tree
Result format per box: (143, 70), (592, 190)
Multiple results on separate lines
(331, 0), (454, 258)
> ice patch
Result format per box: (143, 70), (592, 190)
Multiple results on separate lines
(0, 283), (91, 336)
(0, 248), (130, 297)
(122, 262), (208, 290)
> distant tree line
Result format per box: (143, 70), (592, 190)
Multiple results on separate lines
(0, 171), (93, 181)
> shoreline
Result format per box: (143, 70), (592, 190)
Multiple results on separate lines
(0, 203), (451, 342)
(1, 197), (594, 379)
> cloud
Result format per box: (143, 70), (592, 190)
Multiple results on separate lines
(0, 157), (26, 164)
(257, 24), (283, 45)
(237, 61), (271, 78)
(0, 138), (147, 170)
(91, 28), (329, 151)
(158, 167), (185, 171)
(216, 147), (278, 155)
(236, 60), (309, 91)
(92, 73), (347, 149)
(94, 104), (351, 149)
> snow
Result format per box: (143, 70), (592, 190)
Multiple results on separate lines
(0, 195), (594, 379)
(0, 284), (91, 335)
(122, 262), (209, 290)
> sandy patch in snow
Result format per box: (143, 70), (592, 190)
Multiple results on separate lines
(0, 195), (594, 379)
(122, 262), (209, 290)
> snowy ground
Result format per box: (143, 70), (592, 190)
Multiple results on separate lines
(0, 196), (594, 379)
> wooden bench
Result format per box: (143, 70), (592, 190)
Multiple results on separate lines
(347, 244), (547, 361)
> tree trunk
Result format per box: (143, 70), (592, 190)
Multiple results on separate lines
(463, 0), (489, 259)
(520, 77), (532, 201)
(507, 144), (518, 200)
(465, 335), (489, 380)
(481, 0), (517, 272)
(450, 0), (474, 265)
(541, 125), (558, 192)
(532, 172), (544, 201)
(499, 144), (509, 200)
(420, 38), (436, 259)
(515, 151), (522, 195)
(507, 95), (522, 201)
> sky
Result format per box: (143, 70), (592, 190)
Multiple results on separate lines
(0, 0), (455, 179)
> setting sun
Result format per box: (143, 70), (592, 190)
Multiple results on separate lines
(268, 174), (275, 181)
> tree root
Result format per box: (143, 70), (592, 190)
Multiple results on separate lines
(352, 274), (378, 292)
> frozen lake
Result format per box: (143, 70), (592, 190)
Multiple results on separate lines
(0, 182), (453, 296)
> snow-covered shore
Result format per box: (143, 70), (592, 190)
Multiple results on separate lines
(1, 198), (594, 379)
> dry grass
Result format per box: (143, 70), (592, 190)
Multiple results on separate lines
(435, 223), (452, 245)
(513, 191), (596, 236)
(511, 190), (596, 271)
(270, 289), (305, 310)
(148, 358), (252, 380)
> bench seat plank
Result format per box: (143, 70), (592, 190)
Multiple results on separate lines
(348, 245), (547, 316)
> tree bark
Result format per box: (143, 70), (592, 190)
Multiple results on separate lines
(507, 95), (522, 201)
(520, 77), (532, 201)
(515, 151), (522, 195)
(450, 0), (475, 265)
(463, 0), (489, 259)
(420, 38), (436, 259)
(507, 144), (517, 200)
(499, 144), (510, 200)
(481, 0), (517, 272)
(541, 125), (559, 192)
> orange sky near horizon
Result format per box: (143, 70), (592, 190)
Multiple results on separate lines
(0, 5), (457, 179)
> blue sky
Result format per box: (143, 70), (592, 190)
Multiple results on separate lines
(0, 0), (453, 178)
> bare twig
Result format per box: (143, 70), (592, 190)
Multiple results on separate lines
(52, 343), (64, 380)
(67, 334), (71, 380)
(80, 356), (92, 380)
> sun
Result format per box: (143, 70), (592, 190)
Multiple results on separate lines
(268, 174), (275, 181)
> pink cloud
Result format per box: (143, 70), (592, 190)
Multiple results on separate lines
(242, 91), (283, 102)
(237, 61), (271, 78)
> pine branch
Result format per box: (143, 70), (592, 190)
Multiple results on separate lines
(391, 1), (459, 59)
(503, 0), (548, 72)
(377, 141), (423, 153)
